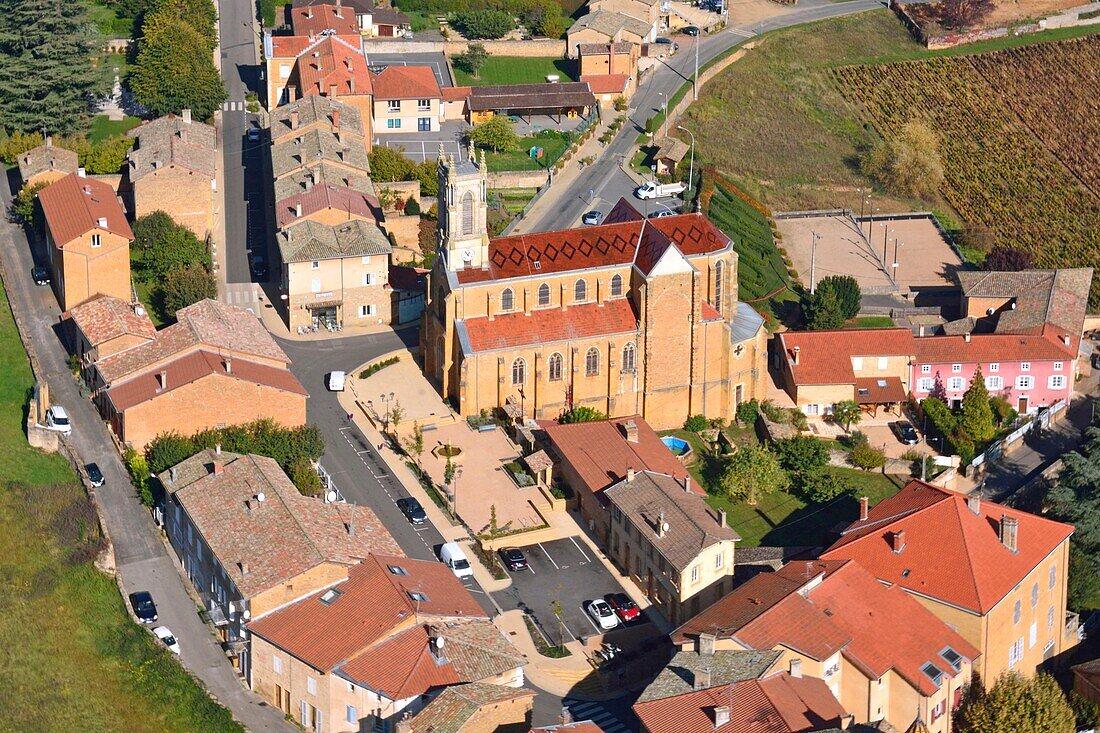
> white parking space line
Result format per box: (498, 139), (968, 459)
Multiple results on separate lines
(537, 542), (560, 570)
(580, 605), (602, 633)
(568, 535), (591, 563)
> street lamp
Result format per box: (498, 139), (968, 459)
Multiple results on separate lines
(676, 125), (696, 198)
(893, 239), (904, 274)
(657, 92), (668, 137)
(379, 391), (395, 431)
(453, 466), (464, 516)
(809, 230), (821, 294)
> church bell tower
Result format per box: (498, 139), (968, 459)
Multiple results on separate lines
(437, 142), (490, 271)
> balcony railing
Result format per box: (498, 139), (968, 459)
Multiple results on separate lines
(1067, 610), (1083, 642)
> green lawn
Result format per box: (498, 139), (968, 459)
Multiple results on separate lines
(133, 280), (168, 328)
(484, 133), (570, 172)
(0, 280), (242, 732)
(453, 57), (575, 87)
(707, 467), (904, 547)
(843, 315), (895, 329)
(89, 115), (142, 145)
(87, 0), (136, 37)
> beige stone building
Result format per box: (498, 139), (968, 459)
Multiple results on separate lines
(422, 153), (767, 430)
(673, 559), (979, 732)
(567, 10), (654, 57)
(264, 32), (373, 134)
(248, 555), (527, 733)
(17, 136), (79, 188)
(126, 110), (217, 240)
(38, 171), (133, 311)
(161, 449), (400, 680)
(277, 218), (392, 331)
(90, 299), (308, 450)
(270, 94), (366, 147)
(604, 470), (737, 624)
(822, 480), (1078, 685)
(66, 294), (156, 371)
(370, 65), (443, 134)
(399, 683), (535, 733)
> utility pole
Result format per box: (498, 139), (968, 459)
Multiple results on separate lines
(893, 238), (903, 275)
(810, 231), (821, 294)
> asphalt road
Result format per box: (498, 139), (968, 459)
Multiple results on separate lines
(522, 0), (885, 233)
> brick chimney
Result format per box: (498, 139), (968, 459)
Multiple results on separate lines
(713, 706), (730, 729)
(329, 83), (338, 97)
(213, 460), (224, 476)
(698, 632), (716, 656)
(239, 561), (249, 575)
(968, 494), (981, 515)
(890, 529), (906, 554)
(1000, 515), (1019, 553)
(626, 466), (635, 482)
(859, 496), (869, 521)
(717, 508), (727, 528)
(332, 108), (340, 128)
(792, 345), (800, 365)
(156, 370), (167, 391)
(287, 84), (297, 103)
(694, 667), (711, 690)
(223, 356), (232, 374)
(295, 201), (303, 218)
(290, 108), (299, 130)
(620, 419), (639, 443)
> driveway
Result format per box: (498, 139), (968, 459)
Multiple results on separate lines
(361, 51), (454, 87)
(380, 120), (469, 162)
(492, 538), (653, 645)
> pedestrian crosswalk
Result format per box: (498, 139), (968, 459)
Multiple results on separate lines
(728, 27), (757, 38)
(563, 699), (631, 733)
(222, 100), (246, 111)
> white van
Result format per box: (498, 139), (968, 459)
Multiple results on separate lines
(440, 542), (474, 579)
(327, 371), (346, 391)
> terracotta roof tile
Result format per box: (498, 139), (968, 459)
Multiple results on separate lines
(38, 172), (132, 246)
(67, 294), (156, 348)
(633, 671), (846, 733)
(467, 83), (595, 113)
(853, 376), (906, 404)
(18, 141), (78, 182)
(822, 480), (1075, 613)
(277, 217), (392, 261)
(271, 126), (371, 178)
(275, 181), (380, 228)
(370, 65), (441, 100)
(955, 268), (1092, 337)
(777, 329), (914, 386)
(531, 724), (605, 733)
(576, 41), (633, 54)
(580, 74), (628, 95)
(291, 3), (358, 34)
(541, 416), (691, 498)
(165, 454), (399, 598)
(270, 34), (317, 58)
(442, 86), (472, 102)
(459, 299), (638, 353)
(274, 160), (373, 201)
(605, 471), (738, 571)
(913, 325), (1076, 364)
(296, 35), (372, 97)
(408, 683), (535, 733)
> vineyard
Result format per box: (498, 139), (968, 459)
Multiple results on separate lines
(836, 35), (1100, 305)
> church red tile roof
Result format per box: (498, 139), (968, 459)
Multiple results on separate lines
(460, 298), (638, 352)
(912, 324), (1076, 363)
(822, 480), (1075, 614)
(454, 202), (730, 284)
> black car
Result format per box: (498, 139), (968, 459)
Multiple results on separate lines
(499, 547), (528, 571)
(85, 463), (104, 488)
(129, 591), (158, 623)
(251, 261), (269, 280)
(32, 266), (50, 286)
(891, 420), (919, 445)
(683, 25), (700, 36)
(396, 497), (427, 524)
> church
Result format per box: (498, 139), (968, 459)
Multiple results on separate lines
(421, 149), (768, 429)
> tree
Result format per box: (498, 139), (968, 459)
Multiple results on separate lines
(288, 456), (322, 496)
(833, 400), (862, 432)
(862, 121), (945, 200)
(150, 0), (217, 47)
(720, 445), (789, 505)
(805, 285), (845, 330)
(736, 399), (760, 426)
(82, 135), (135, 175)
(414, 160), (439, 197)
(684, 415), (708, 432)
(983, 244), (1035, 272)
(1050, 429), (1100, 610)
(958, 672), (1074, 733)
(816, 275), (861, 320)
(939, 0), (996, 30)
(0, 130), (44, 165)
(387, 401), (405, 432)
(521, 0), (564, 37)
(470, 115), (520, 153)
(799, 469), (847, 502)
(144, 431), (198, 473)
(454, 10), (514, 39)
(131, 211), (210, 281)
(1067, 547), (1100, 614)
(453, 42), (490, 79)
(0, 0), (106, 135)
(368, 145), (415, 182)
(850, 442), (886, 471)
(1070, 691), (1100, 730)
(444, 454), (456, 487)
(774, 435), (829, 475)
(559, 406), (608, 423)
(929, 372), (948, 404)
(129, 11), (226, 119)
(959, 366), (995, 443)
(161, 265), (216, 317)
(404, 422), (425, 466)
(9, 180), (47, 230)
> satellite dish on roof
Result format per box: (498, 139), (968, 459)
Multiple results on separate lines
(434, 636), (445, 649)
(662, 522), (670, 533)
(326, 490), (338, 503)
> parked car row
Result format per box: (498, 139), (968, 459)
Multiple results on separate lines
(586, 593), (642, 630)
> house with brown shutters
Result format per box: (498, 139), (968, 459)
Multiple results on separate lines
(161, 449), (400, 680)
(38, 170), (133, 312)
(247, 555), (526, 733)
(126, 110), (217, 240)
(89, 299), (308, 450)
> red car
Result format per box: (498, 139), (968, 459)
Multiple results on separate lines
(605, 593), (641, 623)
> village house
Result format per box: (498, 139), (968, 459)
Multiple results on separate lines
(604, 470), (738, 624)
(247, 555), (527, 733)
(567, 9), (654, 57)
(161, 449), (400, 680)
(822, 480), (1078, 684)
(271, 124), (372, 182)
(264, 31), (370, 117)
(270, 94), (367, 147)
(370, 65), (443, 134)
(17, 136), (79, 188)
(424, 153), (767, 429)
(126, 110), (217, 240)
(291, 0), (410, 36)
(291, 1), (358, 36)
(66, 293), (156, 371)
(672, 558), (979, 732)
(397, 683), (535, 733)
(89, 299), (308, 450)
(37, 170), (133, 311)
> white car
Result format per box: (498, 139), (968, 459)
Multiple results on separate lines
(328, 371), (346, 391)
(153, 626), (181, 655)
(586, 599), (619, 631)
(44, 406), (72, 435)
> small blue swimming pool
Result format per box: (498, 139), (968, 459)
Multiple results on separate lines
(661, 436), (690, 456)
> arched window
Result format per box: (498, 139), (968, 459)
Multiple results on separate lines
(622, 342), (637, 374)
(574, 279), (587, 303)
(585, 347), (600, 376)
(713, 260), (724, 312)
(511, 357), (526, 385)
(548, 352), (563, 381)
(537, 283), (550, 307)
(501, 288), (514, 312)
(610, 274), (623, 297)
(461, 191), (474, 235)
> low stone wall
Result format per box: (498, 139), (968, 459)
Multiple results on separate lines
(488, 170), (549, 189)
(382, 214), (422, 261)
(379, 179), (422, 208)
(361, 38), (567, 57)
(895, 0), (1100, 49)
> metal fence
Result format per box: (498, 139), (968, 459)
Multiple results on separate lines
(315, 462), (346, 503)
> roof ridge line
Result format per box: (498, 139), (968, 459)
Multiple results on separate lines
(950, 496), (987, 613)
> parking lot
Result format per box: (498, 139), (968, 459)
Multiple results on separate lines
(379, 120), (469, 162)
(491, 537), (653, 645)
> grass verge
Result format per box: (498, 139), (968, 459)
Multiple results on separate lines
(485, 133), (570, 172)
(843, 315), (895, 329)
(89, 115), (142, 145)
(0, 278), (243, 732)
